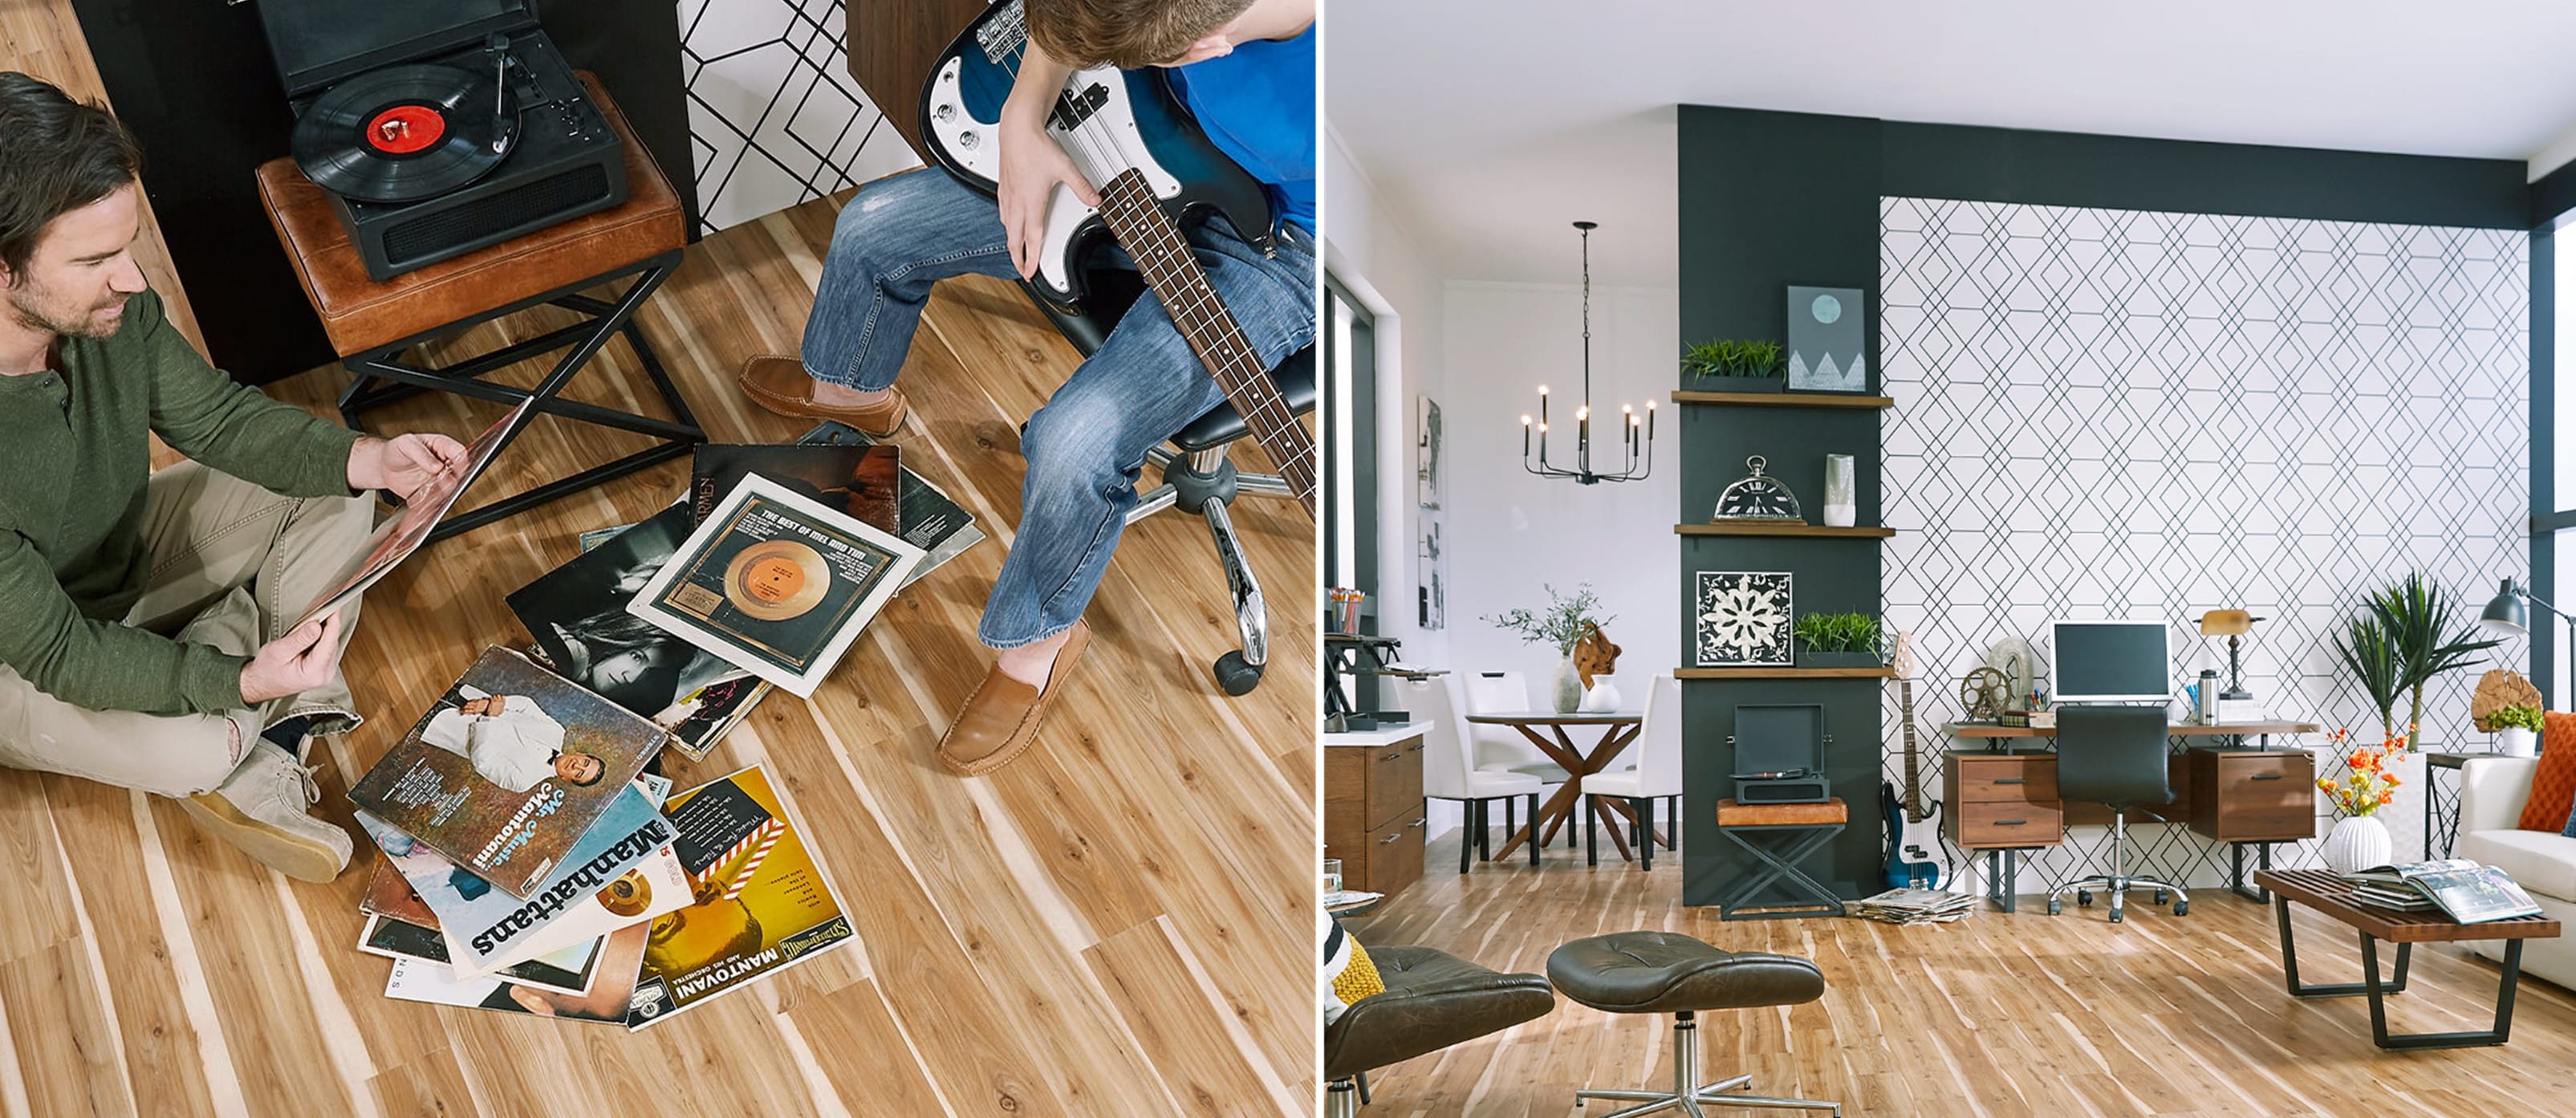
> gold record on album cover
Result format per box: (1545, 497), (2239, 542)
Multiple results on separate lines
(723, 539), (830, 620)
(596, 868), (652, 917)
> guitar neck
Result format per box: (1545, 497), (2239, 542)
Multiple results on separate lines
(1095, 170), (1315, 516)
(1900, 680), (1922, 821)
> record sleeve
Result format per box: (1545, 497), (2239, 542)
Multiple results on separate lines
(625, 475), (923, 698)
(295, 398), (531, 630)
(626, 764), (851, 1031)
(688, 443), (901, 534)
(357, 915), (603, 997)
(384, 921), (648, 1027)
(346, 646), (668, 897)
(798, 421), (985, 585)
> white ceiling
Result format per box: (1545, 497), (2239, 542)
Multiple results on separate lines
(1327, 0), (2576, 287)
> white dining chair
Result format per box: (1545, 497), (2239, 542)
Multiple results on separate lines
(1399, 676), (1546, 872)
(1583, 674), (1681, 870)
(1461, 669), (1575, 848)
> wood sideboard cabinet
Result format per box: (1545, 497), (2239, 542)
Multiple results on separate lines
(1944, 745), (2317, 907)
(1323, 727), (1427, 897)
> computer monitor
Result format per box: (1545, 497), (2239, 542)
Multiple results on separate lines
(2049, 620), (2172, 705)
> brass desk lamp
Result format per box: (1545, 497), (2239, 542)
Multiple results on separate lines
(2200, 610), (2261, 701)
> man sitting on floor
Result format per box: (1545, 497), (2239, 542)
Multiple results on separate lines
(0, 74), (465, 881)
(737, 0), (1316, 775)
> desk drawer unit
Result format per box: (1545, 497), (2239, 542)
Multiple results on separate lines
(1945, 754), (2062, 849)
(1324, 736), (1426, 896)
(2189, 748), (2315, 843)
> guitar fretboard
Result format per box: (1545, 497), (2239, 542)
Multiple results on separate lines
(1095, 169), (1316, 514)
(1900, 681), (1923, 823)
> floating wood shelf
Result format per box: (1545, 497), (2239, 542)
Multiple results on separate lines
(1670, 390), (1895, 409)
(1676, 666), (1896, 679)
(1675, 523), (1895, 538)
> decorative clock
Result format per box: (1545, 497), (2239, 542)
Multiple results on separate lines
(1712, 456), (1802, 522)
(1695, 571), (1793, 667)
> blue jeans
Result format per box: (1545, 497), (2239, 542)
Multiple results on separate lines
(802, 169), (1317, 648)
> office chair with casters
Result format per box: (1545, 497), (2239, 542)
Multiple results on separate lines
(2045, 705), (2190, 921)
(1024, 267), (1316, 697)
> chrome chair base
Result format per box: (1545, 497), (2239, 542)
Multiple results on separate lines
(1574, 1014), (1840, 1117)
(1128, 445), (1291, 694)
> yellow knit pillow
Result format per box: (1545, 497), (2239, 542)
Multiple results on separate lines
(1321, 913), (1384, 1024)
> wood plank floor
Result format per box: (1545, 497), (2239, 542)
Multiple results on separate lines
(1347, 834), (2576, 1116)
(0, 192), (1318, 1117)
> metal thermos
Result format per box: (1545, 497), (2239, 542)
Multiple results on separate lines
(2197, 669), (2220, 723)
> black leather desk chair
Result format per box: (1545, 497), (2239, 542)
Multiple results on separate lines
(1022, 266), (1316, 697)
(2046, 705), (2191, 921)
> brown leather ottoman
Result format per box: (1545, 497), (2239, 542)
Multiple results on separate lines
(1323, 945), (1554, 1118)
(1547, 932), (1839, 1116)
(254, 72), (701, 540)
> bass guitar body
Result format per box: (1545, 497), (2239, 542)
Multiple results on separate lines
(1880, 785), (1947, 890)
(920, 0), (1274, 306)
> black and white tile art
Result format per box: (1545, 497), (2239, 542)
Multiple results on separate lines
(1878, 197), (2529, 893)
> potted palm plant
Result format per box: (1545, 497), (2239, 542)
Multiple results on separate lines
(1680, 339), (1786, 393)
(2334, 609), (2406, 746)
(2373, 573), (2500, 751)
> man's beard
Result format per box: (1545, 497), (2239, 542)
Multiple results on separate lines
(7, 279), (124, 339)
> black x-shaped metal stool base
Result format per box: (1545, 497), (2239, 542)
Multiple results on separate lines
(1717, 822), (1847, 921)
(336, 248), (702, 543)
(2273, 893), (2523, 1049)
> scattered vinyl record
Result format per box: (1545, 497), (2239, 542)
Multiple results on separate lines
(291, 63), (520, 205)
(724, 539), (829, 621)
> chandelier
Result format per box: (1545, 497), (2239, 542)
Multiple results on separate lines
(1521, 221), (1653, 484)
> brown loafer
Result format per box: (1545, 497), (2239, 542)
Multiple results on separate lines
(737, 354), (909, 437)
(937, 620), (1092, 776)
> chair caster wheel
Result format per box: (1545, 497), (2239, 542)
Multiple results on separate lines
(2046, 899), (2062, 915)
(2173, 900), (2189, 917)
(2078, 890), (2093, 907)
(2154, 889), (2171, 905)
(2108, 908), (2125, 923)
(1213, 651), (1262, 696)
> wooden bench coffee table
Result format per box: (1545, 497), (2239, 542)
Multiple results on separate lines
(2255, 868), (2559, 1049)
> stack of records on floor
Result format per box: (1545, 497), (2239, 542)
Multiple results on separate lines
(347, 647), (853, 1027)
(1848, 888), (1977, 925)
(2339, 859), (2546, 923)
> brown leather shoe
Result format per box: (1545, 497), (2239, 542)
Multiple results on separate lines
(937, 620), (1092, 776)
(737, 354), (909, 437)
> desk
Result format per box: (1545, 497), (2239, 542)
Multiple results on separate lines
(1323, 723), (1428, 896)
(1947, 720), (2320, 909)
(1463, 712), (1646, 862)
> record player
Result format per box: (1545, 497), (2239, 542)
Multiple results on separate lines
(255, 0), (626, 281)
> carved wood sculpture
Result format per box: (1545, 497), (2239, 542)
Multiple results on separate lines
(2472, 668), (2545, 732)
(1572, 623), (1622, 689)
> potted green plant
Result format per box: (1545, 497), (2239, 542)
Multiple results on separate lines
(1484, 583), (1615, 713)
(2333, 608), (2406, 744)
(2487, 705), (2543, 757)
(1680, 339), (1786, 393)
(1793, 611), (1883, 669)
(2372, 573), (2500, 751)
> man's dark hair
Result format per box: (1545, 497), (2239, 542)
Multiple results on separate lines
(1027, 0), (1253, 70)
(0, 72), (140, 275)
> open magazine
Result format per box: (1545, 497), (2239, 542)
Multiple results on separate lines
(2339, 859), (2545, 924)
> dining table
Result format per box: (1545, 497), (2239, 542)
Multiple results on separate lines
(1462, 710), (1652, 862)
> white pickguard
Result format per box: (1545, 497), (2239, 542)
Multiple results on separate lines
(927, 56), (1184, 303)
(1895, 807), (1947, 888)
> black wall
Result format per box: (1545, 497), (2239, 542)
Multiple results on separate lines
(1676, 104), (2533, 907)
(69, 0), (696, 384)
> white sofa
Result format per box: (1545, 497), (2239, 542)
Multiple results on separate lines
(2456, 756), (2576, 986)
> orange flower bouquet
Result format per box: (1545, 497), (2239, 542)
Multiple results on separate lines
(2316, 728), (2405, 817)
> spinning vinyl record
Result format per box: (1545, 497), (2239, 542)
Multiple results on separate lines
(723, 539), (831, 621)
(292, 63), (520, 205)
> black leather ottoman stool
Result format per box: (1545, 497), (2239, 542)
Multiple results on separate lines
(1546, 932), (1839, 1116)
(1324, 945), (1556, 1117)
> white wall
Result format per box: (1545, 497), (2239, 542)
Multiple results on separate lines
(1439, 283), (1680, 714)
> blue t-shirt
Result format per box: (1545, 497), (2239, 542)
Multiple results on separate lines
(1168, 23), (1315, 235)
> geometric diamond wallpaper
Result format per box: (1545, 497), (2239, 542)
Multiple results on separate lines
(681, 0), (924, 233)
(1879, 196), (2530, 893)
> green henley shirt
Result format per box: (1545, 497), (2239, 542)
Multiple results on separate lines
(0, 288), (360, 716)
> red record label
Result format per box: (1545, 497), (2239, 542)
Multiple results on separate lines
(364, 104), (446, 155)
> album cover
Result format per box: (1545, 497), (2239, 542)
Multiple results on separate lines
(689, 443), (901, 535)
(625, 475), (924, 698)
(356, 774), (686, 974)
(295, 398), (533, 629)
(576, 522), (634, 554)
(508, 502), (759, 761)
(360, 855), (440, 929)
(626, 764), (852, 1031)
(346, 647), (668, 897)
(800, 421), (986, 585)
(383, 921), (649, 1027)
(357, 915), (603, 997)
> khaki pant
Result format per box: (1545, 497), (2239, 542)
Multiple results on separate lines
(0, 462), (373, 797)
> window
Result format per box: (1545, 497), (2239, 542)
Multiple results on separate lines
(1322, 276), (1378, 709)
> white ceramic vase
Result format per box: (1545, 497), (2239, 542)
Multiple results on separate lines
(1581, 678), (1622, 713)
(2321, 815), (2393, 876)
(1549, 657), (1583, 714)
(1822, 453), (1856, 528)
(2499, 726), (2538, 757)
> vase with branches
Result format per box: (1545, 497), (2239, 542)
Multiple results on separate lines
(1485, 583), (1616, 712)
